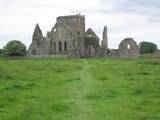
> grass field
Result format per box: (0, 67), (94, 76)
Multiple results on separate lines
(0, 57), (160, 120)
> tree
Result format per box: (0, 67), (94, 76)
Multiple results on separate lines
(4, 40), (27, 56)
(0, 49), (4, 56)
(139, 41), (158, 54)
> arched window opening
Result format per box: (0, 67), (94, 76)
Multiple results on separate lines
(77, 32), (80, 35)
(58, 41), (62, 51)
(88, 45), (95, 56)
(88, 46), (91, 55)
(64, 42), (67, 51)
(127, 44), (131, 50)
(54, 42), (56, 51)
(53, 28), (57, 32)
(88, 33), (92, 37)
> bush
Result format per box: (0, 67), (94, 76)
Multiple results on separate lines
(4, 40), (27, 56)
(139, 41), (158, 54)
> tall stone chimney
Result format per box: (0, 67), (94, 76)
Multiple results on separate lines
(101, 26), (108, 49)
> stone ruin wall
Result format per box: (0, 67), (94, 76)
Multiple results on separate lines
(28, 14), (140, 58)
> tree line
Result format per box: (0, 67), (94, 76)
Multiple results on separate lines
(0, 40), (159, 57)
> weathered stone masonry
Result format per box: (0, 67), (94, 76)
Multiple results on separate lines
(28, 14), (140, 58)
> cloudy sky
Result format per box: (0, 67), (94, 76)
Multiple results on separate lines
(0, 0), (160, 49)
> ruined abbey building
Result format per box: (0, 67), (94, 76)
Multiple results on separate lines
(28, 14), (140, 58)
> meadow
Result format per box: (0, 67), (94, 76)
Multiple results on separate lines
(0, 57), (160, 120)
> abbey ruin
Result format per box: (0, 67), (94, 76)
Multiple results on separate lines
(28, 14), (140, 58)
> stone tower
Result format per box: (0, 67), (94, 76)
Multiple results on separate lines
(101, 26), (108, 49)
(56, 15), (86, 57)
(47, 14), (86, 57)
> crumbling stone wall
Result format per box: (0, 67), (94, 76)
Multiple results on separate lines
(55, 15), (86, 57)
(29, 15), (86, 58)
(48, 23), (74, 55)
(84, 28), (100, 57)
(28, 14), (140, 58)
(118, 38), (140, 58)
(28, 24), (49, 56)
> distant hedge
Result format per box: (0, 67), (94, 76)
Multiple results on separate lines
(4, 40), (27, 56)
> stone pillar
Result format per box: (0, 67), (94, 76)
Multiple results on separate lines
(102, 26), (108, 49)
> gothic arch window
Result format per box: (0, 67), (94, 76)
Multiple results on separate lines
(88, 46), (92, 55)
(88, 45), (95, 56)
(64, 42), (67, 51)
(54, 42), (56, 51)
(58, 41), (62, 51)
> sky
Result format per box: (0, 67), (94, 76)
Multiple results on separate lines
(0, 0), (160, 49)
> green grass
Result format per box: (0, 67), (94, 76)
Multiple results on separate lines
(0, 57), (160, 120)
